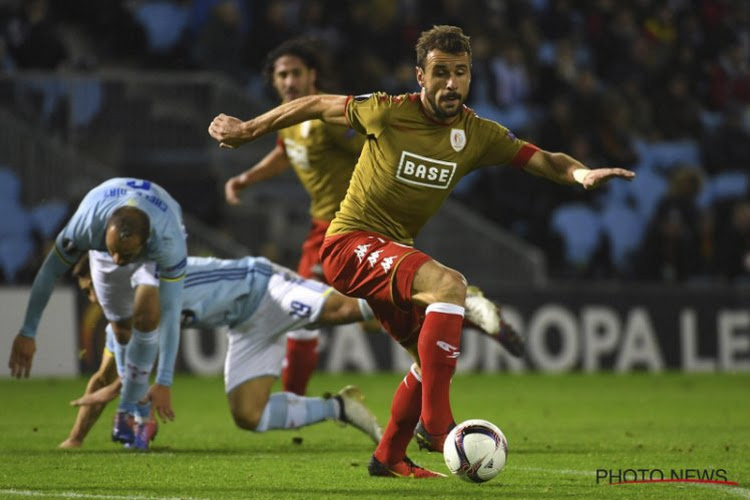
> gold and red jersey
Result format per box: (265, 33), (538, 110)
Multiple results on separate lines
(277, 119), (365, 221)
(328, 92), (538, 245)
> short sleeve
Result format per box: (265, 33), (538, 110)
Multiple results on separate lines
(475, 119), (539, 168)
(326, 123), (366, 155)
(53, 211), (86, 265)
(155, 230), (188, 281)
(345, 92), (391, 137)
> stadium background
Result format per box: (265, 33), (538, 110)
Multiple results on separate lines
(0, 0), (749, 376)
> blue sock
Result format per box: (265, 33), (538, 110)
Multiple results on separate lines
(105, 324), (133, 413)
(120, 328), (158, 406)
(135, 402), (151, 423)
(254, 392), (338, 432)
(118, 401), (137, 414)
(104, 324), (127, 378)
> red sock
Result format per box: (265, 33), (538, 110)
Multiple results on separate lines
(281, 337), (319, 395)
(418, 304), (464, 435)
(374, 366), (422, 465)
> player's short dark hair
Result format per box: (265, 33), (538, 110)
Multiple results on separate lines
(264, 38), (323, 86)
(107, 206), (150, 243)
(415, 25), (472, 69)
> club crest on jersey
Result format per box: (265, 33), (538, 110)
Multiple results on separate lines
(450, 128), (466, 152)
(397, 151), (457, 189)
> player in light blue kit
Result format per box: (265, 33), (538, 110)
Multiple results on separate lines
(8, 178), (187, 440)
(64, 253), (384, 449)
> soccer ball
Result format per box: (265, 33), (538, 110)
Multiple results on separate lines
(443, 419), (508, 483)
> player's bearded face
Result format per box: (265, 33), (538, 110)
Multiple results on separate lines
(273, 55), (317, 103)
(418, 50), (471, 122)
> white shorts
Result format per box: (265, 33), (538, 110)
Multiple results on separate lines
(224, 270), (332, 393)
(88, 250), (159, 322)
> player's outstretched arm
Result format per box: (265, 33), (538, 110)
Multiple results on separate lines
(71, 376), (122, 407)
(225, 145), (291, 205)
(318, 294), (371, 325)
(522, 150), (635, 189)
(9, 249), (74, 378)
(209, 94), (349, 149)
(60, 352), (119, 448)
(149, 277), (184, 422)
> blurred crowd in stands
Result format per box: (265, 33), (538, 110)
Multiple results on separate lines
(1, 0), (749, 285)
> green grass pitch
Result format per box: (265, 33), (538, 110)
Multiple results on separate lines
(1, 372), (748, 499)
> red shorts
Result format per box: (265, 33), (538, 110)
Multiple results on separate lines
(297, 218), (330, 280)
(320, 230), (432, 347)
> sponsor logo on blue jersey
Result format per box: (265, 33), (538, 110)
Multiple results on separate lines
(143, 194), (168, 212)
(104, 188), (128, 198)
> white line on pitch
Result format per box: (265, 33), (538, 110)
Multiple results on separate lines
(0, 489), (208, 500)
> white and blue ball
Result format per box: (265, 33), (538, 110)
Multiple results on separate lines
(443, 419), (508, 483)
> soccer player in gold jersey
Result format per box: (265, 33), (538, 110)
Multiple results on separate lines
(209, 25), (635, 478)
(223, 39), (366, 396)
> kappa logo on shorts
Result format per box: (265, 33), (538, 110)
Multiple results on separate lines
(354, 243), (372, 263)
(367, 249), (383, 268)
(354, 243), (398, 274)
(396, 151), (457, 189)
(381, 256), (396, 273)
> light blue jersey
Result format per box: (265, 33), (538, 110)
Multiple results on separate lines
(20, 178), (187, 387)
(180, 256), (274, 329)
(54, 178), (187, 278)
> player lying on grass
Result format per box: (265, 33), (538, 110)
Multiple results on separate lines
(62, 253), (516, 450)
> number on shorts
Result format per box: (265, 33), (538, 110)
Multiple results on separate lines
(290, 300), (312, 318)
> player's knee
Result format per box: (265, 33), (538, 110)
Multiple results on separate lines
(133, 311), (159, 332)
(433, 268), (467, 304)
(231, 407), (263, 431)
(110, 323), (132, 345)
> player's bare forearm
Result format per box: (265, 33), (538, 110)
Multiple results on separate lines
(209, 95), (348, 148)
(524, 150), (635, 189)
(71, 377), (122, 406)
(265, 94), (348, 129)
(523, 151), (585, 185)
(226, 146), (290, 205)
(60, 370), (114, 447)
(240, 146), (290, 185)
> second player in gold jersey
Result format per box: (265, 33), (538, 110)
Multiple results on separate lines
(222, 39), (364, 397)
(277, 119), (363, 222)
